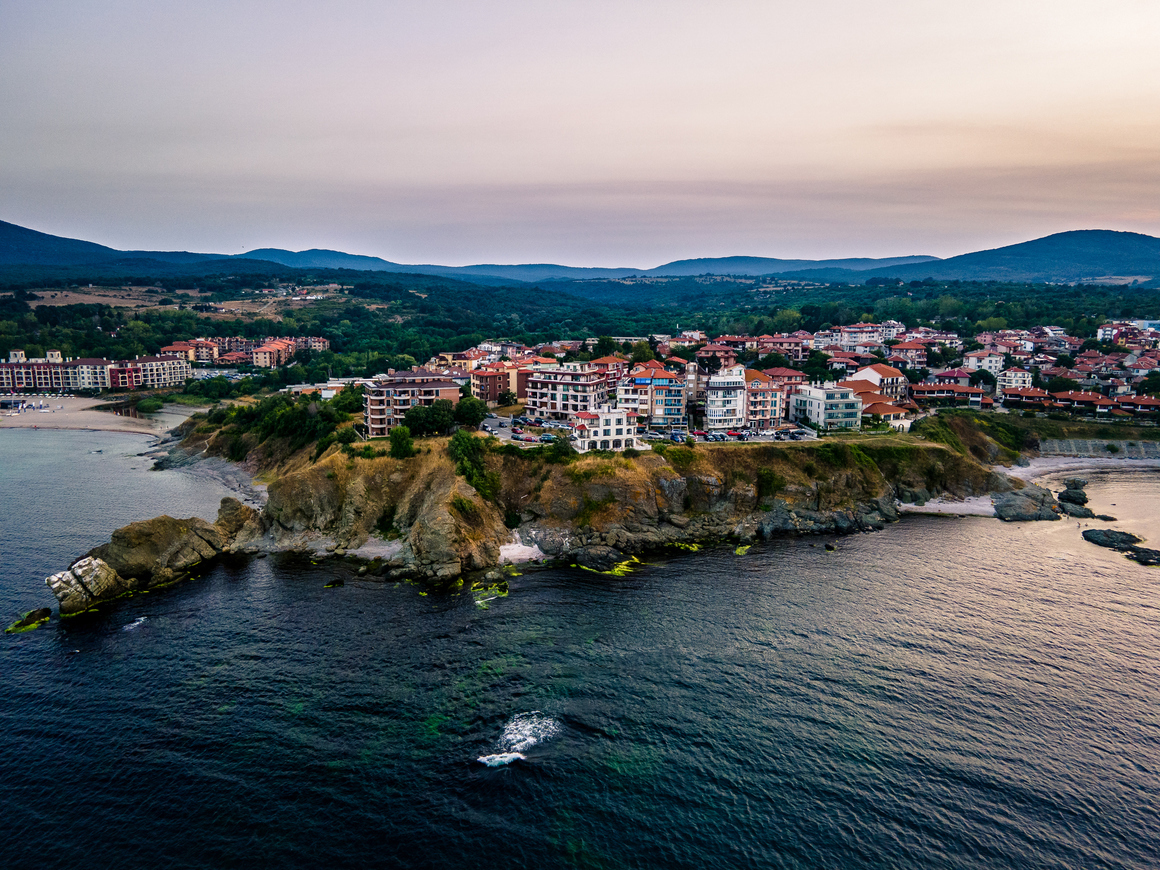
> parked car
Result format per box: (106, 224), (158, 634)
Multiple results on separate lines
(691, 430), (707, 437)
(512, 427), (524, 434)
(669, 432), (685, 443)
(540, 434), (556, 443)
(499, 421), (508, 428)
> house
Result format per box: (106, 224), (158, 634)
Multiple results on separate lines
(695, 344), (739, 368)
(572, 406), (643, 453)
(963, 351), (1005, 374)
(889, 341), (928, 367)
(852, 364), (908, 401)
(933, 368), (972, 386)
(790, 382), (861, 430)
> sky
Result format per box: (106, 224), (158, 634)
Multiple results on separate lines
(2, 0), (1159, 266)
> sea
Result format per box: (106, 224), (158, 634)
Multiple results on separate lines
(1, 427), (1158, 869)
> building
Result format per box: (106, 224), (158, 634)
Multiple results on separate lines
(252, 339), (296, 368)
(615, 361), (687, 431)
(572, 406), (643, 452)
(0, 350), (190, 392)
(704, 364), (747, 431)
(790, 382), (861, 430)
(743, 369), (784, 429)
(363, 374), (461, 438)
(852, 363), (908, 401)
(996, 368), (1033, 398)
(963, 351), (1005, 374)
(525, 362), (610, 420)
(695, 344), (739, 369)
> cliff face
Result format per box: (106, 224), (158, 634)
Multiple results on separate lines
(233, 437), (1003, 578)
(44, 436), (1009, 615)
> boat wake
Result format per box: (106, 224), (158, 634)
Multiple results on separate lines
(477, 711), (562, 766)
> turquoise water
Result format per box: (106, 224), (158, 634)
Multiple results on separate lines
(2, 431), (1158, 869)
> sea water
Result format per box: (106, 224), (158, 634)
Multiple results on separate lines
(2, 430), (1158, 869)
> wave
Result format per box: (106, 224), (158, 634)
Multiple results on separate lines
(476, 711), (562, 766)
(122, 616), (148, 631)
(477, 752), (526, 767)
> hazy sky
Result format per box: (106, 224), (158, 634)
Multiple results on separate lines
(3, 0), (1159, 265)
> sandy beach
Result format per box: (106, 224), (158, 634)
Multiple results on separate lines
(0, 395), (196, 436)
(898, 454), (1160, 518)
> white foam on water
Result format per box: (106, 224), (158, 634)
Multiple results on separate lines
(477, 752), (526, 767)
(123, 616), (148, 631)
(497, 711), (562, 753)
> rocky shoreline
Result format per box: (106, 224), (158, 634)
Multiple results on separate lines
(30, 429), (1157, 621)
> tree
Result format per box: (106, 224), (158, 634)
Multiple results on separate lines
(427, 398), (456, 434)
(969, 369), (996, 387)
(389, 425), (415, 459)
(497, 389), (518, 407)
(454, 396), (489, 428)
(1046, 376), (1080, 393)
(630, 341), (655, 363)
(1140, 371), (1160, 396)
(594, 335), (618, 356)
(403, 404), (433, 435)
(1055, 353), (1076, 368)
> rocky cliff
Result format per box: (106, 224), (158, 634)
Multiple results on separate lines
(43, 435), (1019, 614)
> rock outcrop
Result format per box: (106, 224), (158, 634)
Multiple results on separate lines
(992, 484), (1060, 521)
(1082, 528), (1160, 566)
(46, 498), (258, 614)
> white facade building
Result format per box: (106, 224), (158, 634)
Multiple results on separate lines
(704, 364), (746, 431)
(791, 382), (862, 430)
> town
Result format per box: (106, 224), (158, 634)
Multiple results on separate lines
(12, 317), (1159, 445)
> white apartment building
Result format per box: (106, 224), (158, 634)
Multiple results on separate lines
(525, 362), (609, 420)
(997, 367), (1033, 398)
(963, 351), (1005, 374)
(791, 382), (862, 430)
(705, 364), (747, 431)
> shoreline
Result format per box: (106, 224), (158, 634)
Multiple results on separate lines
(898, 454), (1160, 518)
(0, 395), (197, 437)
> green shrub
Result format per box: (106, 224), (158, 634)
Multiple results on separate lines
(756, 467), (786, 499)
(135, 397), (164, 413)
(389, 425), (416, 459)
(1106, 442), (1120, 454)
(336, 426), (358, 444)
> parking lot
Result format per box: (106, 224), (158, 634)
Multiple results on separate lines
(477, 414), (815, 447)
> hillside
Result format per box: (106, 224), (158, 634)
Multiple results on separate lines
(862, 230), (1160, 284)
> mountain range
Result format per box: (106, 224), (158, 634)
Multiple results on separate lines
(2, 219), (1159, 285)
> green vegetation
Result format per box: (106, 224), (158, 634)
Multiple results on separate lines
(448, 430), (500, 500)
(135, 396), (164, 413)
(755, 468), (786, 499)
(389, 425), (416, 459)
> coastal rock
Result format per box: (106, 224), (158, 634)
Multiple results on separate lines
(1059, 501), (1095, 518)
(992, 485), (1060, 522)
(6, 607), (52, 633)
(1057, 488), (1089, 506)
(45, 498), (258, 614)
(575, 545), (626, 572)
(46, 556), (132, 615)
(1081, 529), (1142, 549)
(1081, 529), (1159, 566)
(1063, 478), (1088, 490)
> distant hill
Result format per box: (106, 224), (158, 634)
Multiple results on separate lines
(862, 230), (1160, 283)
(3, 219), (1158, 286)
(645, 254), (937, 277)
